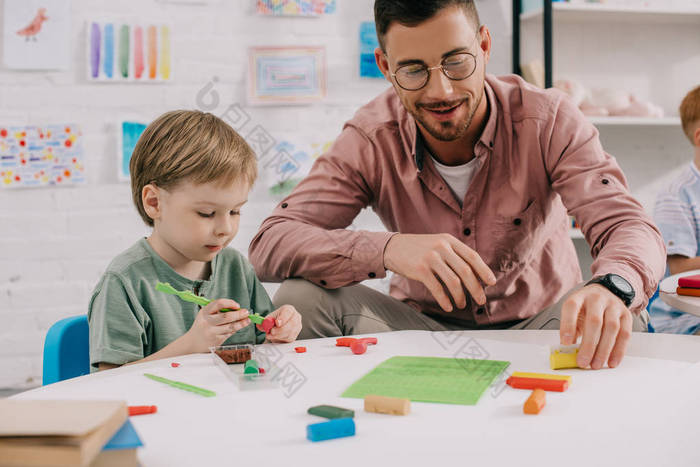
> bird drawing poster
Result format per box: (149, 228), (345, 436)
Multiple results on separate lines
(2, 0), (71, 70)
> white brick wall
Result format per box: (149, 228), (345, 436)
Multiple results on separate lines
(0, 0), (511, 388)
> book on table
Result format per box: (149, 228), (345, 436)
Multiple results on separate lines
(0, 399), (128, 467)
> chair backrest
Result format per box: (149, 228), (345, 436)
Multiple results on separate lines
(42, 315), (90, 385)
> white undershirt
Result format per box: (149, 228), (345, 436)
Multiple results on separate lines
(429, 155), (480, 206)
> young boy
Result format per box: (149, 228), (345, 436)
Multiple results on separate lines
(649, 85), (700, 335)
(89, 110), (302, 370)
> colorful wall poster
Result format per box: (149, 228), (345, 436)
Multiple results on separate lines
(248, 46), (326, 105)
(264, 138), (333, 196)
(2, 0), (71, 70)
(0, 125), (86, 188)
(256, 0), (336, 17)
(359, 21), (383, 79)
(117, 121), (148, 181)
(87, 21), (172, 82)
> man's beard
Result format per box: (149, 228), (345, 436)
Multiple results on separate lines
(412, 87), (484, 142)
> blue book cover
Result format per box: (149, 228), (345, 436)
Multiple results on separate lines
(103, 419), (143, 451)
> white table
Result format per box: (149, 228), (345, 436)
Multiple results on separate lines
(12, 330), (700, 467)
(659, 268), (700, 317)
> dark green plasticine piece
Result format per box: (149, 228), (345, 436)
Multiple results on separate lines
(307, 405), (355, 419)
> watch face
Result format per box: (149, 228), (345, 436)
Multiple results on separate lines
(610, 274), (632, 294)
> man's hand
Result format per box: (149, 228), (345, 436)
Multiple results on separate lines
(261, 305), (302, 343)
(560, 284), (633, 369)
(383, 233), (496, 311)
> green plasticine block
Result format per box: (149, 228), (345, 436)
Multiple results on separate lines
(244, 359), (259, 374)
(247, 313), (264, 324)
(307, 405), (355, 419)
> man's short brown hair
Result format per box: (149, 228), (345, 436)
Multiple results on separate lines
(129, 110), (257, 226)
(680, 85), (700, 145)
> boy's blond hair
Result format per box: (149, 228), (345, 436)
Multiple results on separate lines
(680, 85), (700, 146)
(130, 110), (257, 226)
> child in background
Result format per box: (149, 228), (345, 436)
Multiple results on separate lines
(649, 85), (700, 334)
(89, 110), (302, 370)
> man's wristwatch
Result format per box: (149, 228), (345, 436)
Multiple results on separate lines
(587, 273), (635, 307)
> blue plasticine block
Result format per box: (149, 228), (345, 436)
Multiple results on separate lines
(306, 417), (355, 442)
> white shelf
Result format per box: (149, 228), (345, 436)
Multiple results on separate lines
(521, 3), (700, 24)
(588, 116), (681, 127)
(570, 228), (584, 240)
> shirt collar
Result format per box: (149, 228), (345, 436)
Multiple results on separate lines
(410, 76), (499, 171)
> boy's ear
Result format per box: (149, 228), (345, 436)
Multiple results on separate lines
(142, 184), (161, 222)
(694, 125), (700, 147)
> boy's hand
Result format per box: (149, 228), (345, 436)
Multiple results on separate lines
(260, 305), (302, 343)
(185, 299), (250, 353)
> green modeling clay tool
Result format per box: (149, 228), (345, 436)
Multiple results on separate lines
(144, 373), (216, 397)
(155, 281), (265, 324)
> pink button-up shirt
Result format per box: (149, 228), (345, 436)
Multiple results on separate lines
(249, 74), (665, 327)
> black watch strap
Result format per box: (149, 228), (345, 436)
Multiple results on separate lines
(587, 274), (635, 306)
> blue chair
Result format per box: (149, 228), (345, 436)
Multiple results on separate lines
(42, 315), (90, 385)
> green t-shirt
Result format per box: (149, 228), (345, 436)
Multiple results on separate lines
(88, 238), (272, 370)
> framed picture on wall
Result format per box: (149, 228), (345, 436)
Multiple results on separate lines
(2, 0), (71, 70)
(86, 21), (173, 82)
(248, 46), (326, 105)
(255, 0), (336, 17)
(117, 120), (148, 182)
(0, 124), (86, 189)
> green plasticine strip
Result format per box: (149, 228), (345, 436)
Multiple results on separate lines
(155, 282), (265, 323)
(144, 373), (216, 397)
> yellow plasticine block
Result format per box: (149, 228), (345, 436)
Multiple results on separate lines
(550, 349), (579, 370)
(511, 372), (572, 382)
(364, 395), (410, 416)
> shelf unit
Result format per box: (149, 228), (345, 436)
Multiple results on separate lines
(588, 116), (681, 127)
(512, 1), (700, 88)
(520, 2), (700, 24)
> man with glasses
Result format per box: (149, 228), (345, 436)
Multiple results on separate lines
(249, 0), (665, 370)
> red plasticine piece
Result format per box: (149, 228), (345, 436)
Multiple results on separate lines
(171, 362), (180, 368)
(295, 347), (307, 353)
(336, 337), (357, 347)
(262, 316), (275, 333)
(350, 341), (368, 355)
(128, 405), (157, 416)
(259, 368), (265, 374)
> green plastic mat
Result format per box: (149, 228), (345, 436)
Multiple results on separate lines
(342, 356), (510, 405)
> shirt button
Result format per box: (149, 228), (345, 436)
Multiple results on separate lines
(602, 179), (609, 185)
(476, 307), (485, 315)
(320, 280), (327, 286)
(513, 218), (522, 226)
(368, 272), (376, 278)
(463, 228), (471, 236)
(281, 202), (288, 208)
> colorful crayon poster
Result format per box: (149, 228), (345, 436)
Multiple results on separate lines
(359, 21), (383, 79)
(248, 46), (326, 105)
(0, 125), (86, 189)
(2, 0), (71, 70)
(117, 121), (148, 181)
(256, 0), (336, 17)
(87, 21), (172, 82)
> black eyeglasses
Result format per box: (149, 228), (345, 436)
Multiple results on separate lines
(389, 32), (481, 91)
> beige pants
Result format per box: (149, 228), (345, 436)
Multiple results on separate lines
(273, 279), (650, 339)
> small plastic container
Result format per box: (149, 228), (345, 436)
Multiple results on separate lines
(209, 344), (279, 390)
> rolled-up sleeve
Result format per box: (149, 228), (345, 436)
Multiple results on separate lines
(249, 125), (396, 288)
(543, 95), (666, 312)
